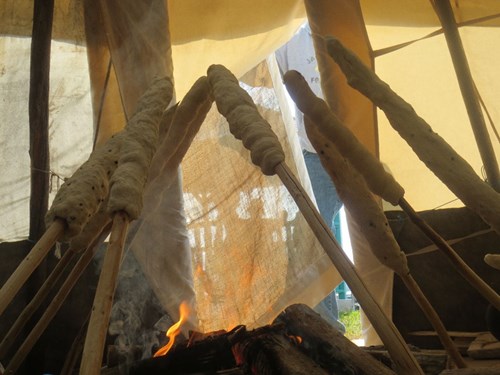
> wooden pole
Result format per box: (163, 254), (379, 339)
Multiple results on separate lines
(399, 198), (500, 312)
(400, 274), (466, 368)
(28, 0), (53, 242)
(60, 311), (91, 375)
(432, 0), (500, 192)
(80, 211), (130, 375)
(283, 67), (500, 323)
(0, 248), (75, 358)
(3, 226), (109, 375)
(275, 163), (424, 375)
(26, 1), (54, 370)
(0, 219), (65, 317)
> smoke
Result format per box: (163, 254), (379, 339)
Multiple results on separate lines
(107, 249), (174, 363)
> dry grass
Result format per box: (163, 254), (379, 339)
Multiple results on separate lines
(339, 309), (362, 341)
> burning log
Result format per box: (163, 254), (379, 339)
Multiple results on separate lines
(231, 324), (328, 375)
(274, 304), (396, 375)
(102, 304), (398, 375)
(125, 328), (237, 374)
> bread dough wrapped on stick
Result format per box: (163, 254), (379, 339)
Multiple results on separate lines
(283, 70), (404, 206)
(305, 120), (465, 368)
(207, 64), (285, 175)
(69, 197), (112, 253)
(305, 122), (409, 276)
(108, 77), (174, 219)
(206, 65), (422, 371)
(45, 136), (122, 241)
(46, 76), (173, 240)
(150, 76), (214, 181)
(285, 68), (500, 314)
(325, 36), (500, 235)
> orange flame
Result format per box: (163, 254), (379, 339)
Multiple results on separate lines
(154, 301), (191, 357)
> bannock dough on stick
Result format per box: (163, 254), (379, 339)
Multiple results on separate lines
(45, 135), (122, 240)
(325, 36), (500, 235)
(283, 70), (404, 205)
(305, 120), (409, 276)
(151, 76), (214, 179)
(46, 76), (173, 240)
(107, 77), (174, 219)
(207, 64), (285, 176)
(69, 197), (112, 253)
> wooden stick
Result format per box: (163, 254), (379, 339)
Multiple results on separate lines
(283, 68), (499, 326)
(325, 36), (500, 235)
(400, 273), (466, 368)
(207, 65), (421, 373)
(60, 310), (91, 375)
(80, 211), (130, 375)
(275, 163), (424, 375)
(432, 0), (500, 192)
(0, 248), (76, 358)
(301, 121), (465, 367)
(0, 219), (65, 317)
(3, 225), (109, 375)
(399, 198), (500, 312)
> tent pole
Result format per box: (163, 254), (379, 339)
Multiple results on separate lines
(28, 0), (54, 241)
(433, 0), (500, 192)
(26, 3), (54, 368)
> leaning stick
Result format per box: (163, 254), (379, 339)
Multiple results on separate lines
(0, 218), (65, 317)
(274, 163), (423, 374)
(325, 36), (500, 236)
(80, 212), (129, 375)
(0, 191), (113, 357)
(207, 64), (424, 375)
(283, 69), (500, 314)
(81, 76), (171, 375)
(60, 310), (90, 375)
(305, 122), (465, 368)
(3, 224), (110, 375)
(399, 198), (500, 312)
(0, 247), (76, 358)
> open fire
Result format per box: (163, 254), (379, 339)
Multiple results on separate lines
(116, 304), (407, 375)
(153, 301), (191, 357)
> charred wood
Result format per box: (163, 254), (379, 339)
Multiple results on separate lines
(126, 329), (236, 375)
(231, 324), (327, 375)
(274, 303), (395, 375)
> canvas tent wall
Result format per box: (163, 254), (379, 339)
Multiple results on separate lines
(1, 0), (499, 347)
